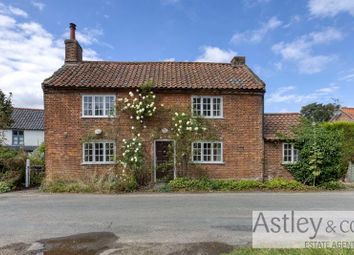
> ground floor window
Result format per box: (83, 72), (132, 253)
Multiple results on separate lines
(192, 141), (223, 163)
(83, 141), (115, 164)
(12, 130), (24, 145)
(282, 143), (299, 164)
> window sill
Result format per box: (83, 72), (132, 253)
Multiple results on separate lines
(81, 116), (116, 119)
(192, 116), (224, 120)
(282, 162), (297, 165)
(81, 162), (116, 165)
(192, 161), (225, 165)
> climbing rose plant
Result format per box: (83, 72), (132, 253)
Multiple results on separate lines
(172, 112), (207, 137)
(121, 136), (143, 169)
(120, 81), (157, 125)
(120, 135), (146, 185)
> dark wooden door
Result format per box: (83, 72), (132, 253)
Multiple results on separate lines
(155, 141), (174, 182)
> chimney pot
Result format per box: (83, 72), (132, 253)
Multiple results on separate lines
(231, 56), (246, 67)
(65, 23), (82, 63)
(69, 23), (76, 40)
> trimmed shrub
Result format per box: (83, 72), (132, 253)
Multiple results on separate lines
(265, 178), (306, 191)
(168, 178), (308, 192)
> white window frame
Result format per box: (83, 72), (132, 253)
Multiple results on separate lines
(81, 95), (116, 118)
(191, 96), (223, 119)
(192, 141), (224, 164)
(82, 141), (116, 164)
(282, 143), (299, 164)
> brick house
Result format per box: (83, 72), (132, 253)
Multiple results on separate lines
(43, 24), (298, 181)
(331, 107), (354, 122)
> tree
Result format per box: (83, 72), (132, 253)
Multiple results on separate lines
(300, 102), (340, 123)
(287, 119), (346, 185)
(0, 90), (13, 129)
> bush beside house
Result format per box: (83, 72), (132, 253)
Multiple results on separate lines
(287, 120), (346, 185)
(0, 145), (45, 193)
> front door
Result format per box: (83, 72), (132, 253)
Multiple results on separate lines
(155, 141), (175, 182)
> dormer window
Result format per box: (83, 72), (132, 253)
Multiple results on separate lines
(82, 95), (116, 117)
(192, 96), (223, 118)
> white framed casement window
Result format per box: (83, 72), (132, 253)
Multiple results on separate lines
(191, 96), (223, 118)
(12, 130), (24, 145)
(82, 141), (116, 164)
(82, 95), (116, 117)
(282, 143), (299, 164)
(192, 141), (223, 164)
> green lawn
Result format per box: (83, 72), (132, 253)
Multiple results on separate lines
(224, 249), (354, 255)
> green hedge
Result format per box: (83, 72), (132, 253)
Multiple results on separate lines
(168, 178), (316, 192)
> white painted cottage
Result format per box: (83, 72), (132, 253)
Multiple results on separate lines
(1, 108), (44, 152)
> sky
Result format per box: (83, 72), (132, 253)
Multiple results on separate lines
(0, 0), (353, 113)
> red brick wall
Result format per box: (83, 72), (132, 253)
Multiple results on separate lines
(44, 88), (264, 181)
(264, 141), (293, 180)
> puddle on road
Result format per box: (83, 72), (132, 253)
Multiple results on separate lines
(36, 232), (119, 255)
(0, 232), (235, 255)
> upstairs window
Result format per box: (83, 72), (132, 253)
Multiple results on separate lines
(192, 141), (223, 163)
(282, 143), (299, 164)
(82, 95), (116, 117)
(83, 141), (115, 164)
(12, 130), (24, 145)
(192, 96), (223, 118)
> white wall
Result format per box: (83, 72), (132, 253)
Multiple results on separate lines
(0, 130), (12, 145)
(0, 129), (44, 146)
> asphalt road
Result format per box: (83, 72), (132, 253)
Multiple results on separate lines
(1, 191), (354, 250)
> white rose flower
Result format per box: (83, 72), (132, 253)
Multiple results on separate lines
(131, 126), (135, 130)
(129, 92), (134, 97)
(161, 104), (164, 107)
(194, 127), (199, 131)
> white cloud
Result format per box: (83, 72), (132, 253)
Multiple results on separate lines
(31, 1), (45, 11)
(231, 17), (282, 44)
(272, 27), (343, 73)
(308, 0), (354, 17)
(0, 3), (28, 18)
(267, 85), (339, 103)
(163, 58), (175, 62)
(0, 3), (100, 109)
(8, 6), (28, 17)
(339, 69), (354, 82)
(195, 46), (236, 63)
(242, 0), (271, 8)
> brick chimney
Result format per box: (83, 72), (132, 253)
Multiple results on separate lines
(231, 56), (245, 67)
(64, 23), (82, 63)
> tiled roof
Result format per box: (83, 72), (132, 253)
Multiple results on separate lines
(42, 61), (265, 91)
(264, 113), (300, 140)
(341, 107), (354, 120)
(10, 108), (44, 130)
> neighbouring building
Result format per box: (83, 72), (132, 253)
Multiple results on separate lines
(43, 23), (299, 181)
(0, 108), (44, 152)
(331, 107), (354, 122)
